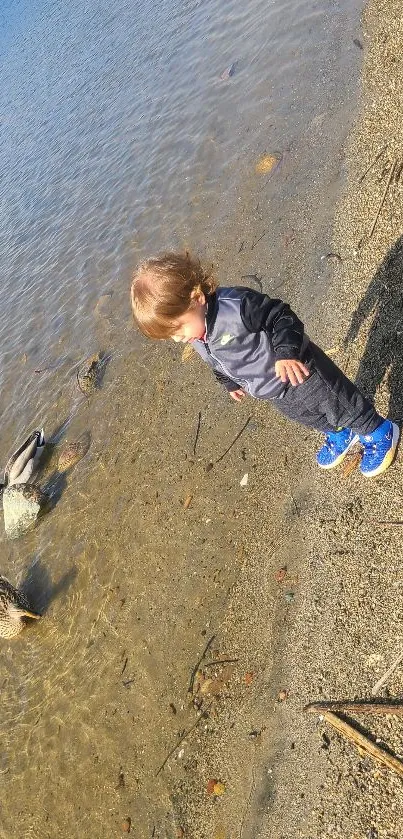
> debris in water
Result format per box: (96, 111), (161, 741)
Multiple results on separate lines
(353, 38), (363, 50)
(320, 252), (342, 263)
(220, 62), (236, 80)
(255, 152), (282, 175)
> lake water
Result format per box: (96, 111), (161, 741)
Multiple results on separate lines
(0, 0), (363, 835)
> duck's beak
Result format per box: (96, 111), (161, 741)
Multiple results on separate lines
(22, 610), (41, 620)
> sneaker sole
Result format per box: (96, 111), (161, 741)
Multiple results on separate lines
(360, 422), (400, 477)
(317, 434), (360, 470)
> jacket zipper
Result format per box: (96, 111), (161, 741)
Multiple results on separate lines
(202, 339), (249, 392)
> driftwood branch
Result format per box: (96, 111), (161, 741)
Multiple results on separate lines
(305, 700), (403, 715)
(322, 711), (403, 779)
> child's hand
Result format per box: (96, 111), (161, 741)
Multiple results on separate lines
(275, 359), (310, 386)
(229, 388), (246, 402)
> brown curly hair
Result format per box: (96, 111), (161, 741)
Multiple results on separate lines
(130, 251), (216, 339)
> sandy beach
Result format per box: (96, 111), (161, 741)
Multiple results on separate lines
(169, 2), (403, 837)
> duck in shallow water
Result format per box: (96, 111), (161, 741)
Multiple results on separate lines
(0, 576), (41, 638)
(0, 429), (45, 490)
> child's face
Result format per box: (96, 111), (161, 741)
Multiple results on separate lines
(171, 295), (206, 343)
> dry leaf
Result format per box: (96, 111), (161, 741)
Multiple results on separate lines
(200, 678), (225, 696)
(278, 689), (289, 702)
(181, 344), (194, 362)
(275, 566), (287, 583)
(342, 451), (362, 477)
(244, 672), (254, 686)
(207, 778), (218, 795)
(183, 494), (193, 509)
(255, 153), (281, 175)
(213, 782), (226, 796)
(122, 817), (131, 833)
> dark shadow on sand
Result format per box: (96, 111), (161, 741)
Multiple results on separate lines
(344, 235), (403, 422)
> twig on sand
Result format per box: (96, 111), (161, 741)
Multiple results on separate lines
(155, 702), (213, 776)
(358, 144), (387, 183)
(121, 656), (128, 675)
(320, 711), (403, 779)
(305, 700), (403, 715)
(368, 519), (403, 527)
(368, 159), (397, 238)
(251, 230), (268, 250)
(203, 657), (239, 668)
(394, 157), (403, 183)
(187, 634), (216, 696)
(214, 417), (252, 465)
(193, 411), (202, 456)
(372, 649), (403, 696)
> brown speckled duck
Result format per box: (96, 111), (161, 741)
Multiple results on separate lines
(0, 576), (41, 638)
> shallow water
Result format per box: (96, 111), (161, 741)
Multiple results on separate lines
(0, 0), (363, 835)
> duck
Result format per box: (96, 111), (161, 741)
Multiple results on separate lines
(0, 576), (41, 638)
(1, 429), (45, 490)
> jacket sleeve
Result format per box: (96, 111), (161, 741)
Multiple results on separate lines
(213, 368), (240, 392)
(240, 290), (305, 360)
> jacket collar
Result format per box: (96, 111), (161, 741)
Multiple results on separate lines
(205, 291), (218, 338)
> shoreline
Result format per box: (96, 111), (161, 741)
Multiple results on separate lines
(175, 1), (403, 837)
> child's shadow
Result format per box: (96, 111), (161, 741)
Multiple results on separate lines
(19, 556), (78, 615)
(344, 235), (403, 422)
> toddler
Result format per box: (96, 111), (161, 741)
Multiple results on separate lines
(130, 252), (399, 477)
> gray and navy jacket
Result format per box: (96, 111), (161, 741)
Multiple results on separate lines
(193, 286), (310, 400)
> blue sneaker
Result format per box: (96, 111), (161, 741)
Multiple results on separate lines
(359, 419), (400, 477)
(316, 428), (359, 469)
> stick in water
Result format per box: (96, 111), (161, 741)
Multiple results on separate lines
(155, 702), (213, 776)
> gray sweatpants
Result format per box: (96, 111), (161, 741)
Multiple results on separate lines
(272, 342), (382, 435)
